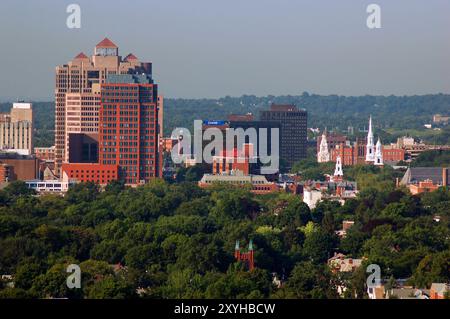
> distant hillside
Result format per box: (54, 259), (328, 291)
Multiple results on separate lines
(2, 93), (450, 147)
(163, 93), (450, 136)
(411, 150), (450, 167)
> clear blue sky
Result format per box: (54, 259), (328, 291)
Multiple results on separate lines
(0, 0), (449, 100)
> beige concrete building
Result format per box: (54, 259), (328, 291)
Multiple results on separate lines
(64, 84), (101, 162)
(0, 103), (33, 155)
(55, 38), (154, 173)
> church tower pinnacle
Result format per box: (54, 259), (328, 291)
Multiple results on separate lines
(334, 156), (344, 178)
(374, 137), (384, 166)
(317, 130), (330, 163)
(333, 155), (344, 181)
(365, 116), (375, 162)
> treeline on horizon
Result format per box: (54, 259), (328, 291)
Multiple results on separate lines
(1, 93), (450, 147)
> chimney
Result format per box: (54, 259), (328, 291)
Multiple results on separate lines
(443, 168), (448, 187)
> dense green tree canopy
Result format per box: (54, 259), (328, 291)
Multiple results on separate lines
(0, 176), (448, 299)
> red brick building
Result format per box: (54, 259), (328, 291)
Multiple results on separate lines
(382, 146), (405, 162)
(0, 164), (10, 182)
(198, 173), (280, 194)
(99, 74), (160, 185)
(227, 113), (254, 122)
(316, 132), (347, 154)
(330, 139), (366, 166)
(161, 137), (177, 153)
(330, 139), (404, 166)
(61, 163), (118, 184)
(401, 167), (449, 195)
(212, 144), (254, 175)
(0, 153), (40, 181)
(34, 146), (56, 162)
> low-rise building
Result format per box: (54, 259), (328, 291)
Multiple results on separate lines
(303, 181), (358, 209)
(400, 167), (449, 194)
(367, 285), (386, 300)
(433, 114), (450, 124)
(303, 157), (358, 209)
(328, 253), (363, 273)
(0, 152), (40, 181)
(199, 171), (279, 194)
(212, 144), (256, 175)
(335, 220), (355, 238)
(34, 146), (56, 162)
(385, 288), (429, 299)
(61, 163), (119, 185)
(430, 283), (449, 299)
(25, 179), (74, 193)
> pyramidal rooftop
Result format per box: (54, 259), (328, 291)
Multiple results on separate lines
(124, 53), (138, 61)
(95, 37), (118, 48)
(74, 52), (88, 59)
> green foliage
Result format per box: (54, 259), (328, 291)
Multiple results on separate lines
(411, 150), (450, 167)
(175, 164), (210, 183)
(160, 94), (450, 137)
(410, 251), (450, 288)
(282, 261), (338, 299)
(0, 176), (448, 299)
(302, 226), (337, 263)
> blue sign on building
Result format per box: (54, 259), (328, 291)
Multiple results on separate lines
(202, 120), (226, 126)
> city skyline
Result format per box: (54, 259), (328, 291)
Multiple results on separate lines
(0, 1), (449, 306)
(0, 0), (450, 101)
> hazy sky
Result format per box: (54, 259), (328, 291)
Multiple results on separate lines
(0, 0), (449, 100)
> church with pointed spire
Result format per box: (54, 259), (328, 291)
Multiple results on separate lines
(317, 130), (331, 163)
(374, 138), (384, 166)
(303, 156), (358, 209)
(234, 240), (255, 271)
(365, 116), (383, 166)
(365, 116), (376, 163)
(324, 116), (396, 166)
(332, 156), (344, 182)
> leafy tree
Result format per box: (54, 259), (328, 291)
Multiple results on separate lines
(284, 261), (337, 299)
(303, 226), (337, 263)
(3, 181), (35, 199)
(84, 275), (136, 299)
(410, 251), (450, 288)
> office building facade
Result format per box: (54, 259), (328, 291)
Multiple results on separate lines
(99, 74), (159, 185)
(0, 103), (33, 155)
(260, 104), (307, 168)
(55, 38), (154, 172)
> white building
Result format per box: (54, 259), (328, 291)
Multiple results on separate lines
(317, 131), (330, 163)
(374, 138), (384, 166)
(365, 116), (375, 162)
(303, 187), (323, 209)
(25, 179), (74, 193)
(303, 160), (358, 209)
(333, 156), (344, 178)
(0, 103), (33, 156)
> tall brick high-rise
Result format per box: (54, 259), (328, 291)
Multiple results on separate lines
(260, 104), (307, 168)
(99, 74), (159, 184)
(55, 38), (154, 174)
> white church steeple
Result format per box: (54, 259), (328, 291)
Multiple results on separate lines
(317, 130), (330, 163)
(374, 138), (383, 166)
(365, 116), (375, 162)
(333, 155), (344, 180)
